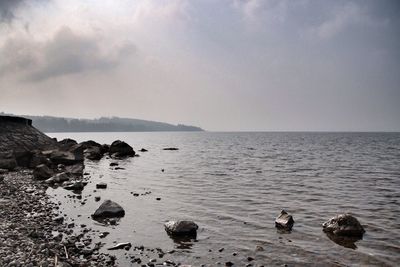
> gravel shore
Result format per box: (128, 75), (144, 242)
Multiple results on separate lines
(0, 169), (116, 267)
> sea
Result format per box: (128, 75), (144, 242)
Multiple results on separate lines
(46, 132), (400, 266)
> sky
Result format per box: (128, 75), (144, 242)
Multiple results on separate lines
(0, 0), (399, 131)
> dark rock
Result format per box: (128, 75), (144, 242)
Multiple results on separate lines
(45, 149), (83, 166)
(109, 140), (135, 158)
(33, 164), (54, 180)
(58, 138), (78, 149)
(156, 197), (161, 201)
(322, 214), (365, 237)
(101, 144), (110, 153)
(109, 162), (119, 167)
(0, 151), (17, 170)
(96, 182), (107, 189)
(46, 172), (70, 184)
(275, 210), (294, 230)
(29, 152), (50, 169)
(65, 163), (84, 176)
(99, 232), (110, 238)
(225, 262), (234, 266)
(139, 148), (148, 152)
(95, 196), (101, 201)
(92, 200), (125, 218)
(164, 220), (198, 237)
(108, 242), (132, 250)
(163, 147), (179, 151)
(247, 256), (254, 261)
(84, 146), (103, 160)
(63, 181), (85, 191)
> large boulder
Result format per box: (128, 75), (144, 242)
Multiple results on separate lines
(33, 164), (54, 180)
(84, 146), (103, 160)
(164, 220), (198, 237)
(92, 200), (125, 218)
(58, 138), (78, 150)
(322, 214), (365, 237)
(29, 151), (50, 169)
(0, 151), (17, 171)
(109, 140), (135, 158)
(275, 210), (294, 231)
(44, 149), (83, 166)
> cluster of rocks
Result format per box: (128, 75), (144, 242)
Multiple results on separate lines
(274, 210), (365, 247)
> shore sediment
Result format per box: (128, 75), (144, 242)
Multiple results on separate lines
(0, 169), (115, 267)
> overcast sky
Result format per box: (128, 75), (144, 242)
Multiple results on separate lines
(0, 0), (399, 131)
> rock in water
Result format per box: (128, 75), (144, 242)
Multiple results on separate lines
(275, 210), (294, 230)
(107, 242), (132, 250)
(33, 164), (54, 180)
(92, 200), (125, 218)
(163, 147), (179, 151)
(84, 146), (103, 160)
(164, 220), (198, 236)
(96, 182), (107, 189)
(322, 214), (365, 237)
(109, 140), (135, 158)
(63, 181), (85, 191)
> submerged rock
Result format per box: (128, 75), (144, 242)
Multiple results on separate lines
(92, 200), (125, 218)
(109, 140), (135, 158)
(275, 210), (294, 230)
(164, 220), (198, 236)
(163, 148), (179, 151)
(33, 164), (54, 180)
(322, 214), (365, 237)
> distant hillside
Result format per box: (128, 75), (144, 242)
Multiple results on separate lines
(0, 113), (204, 132)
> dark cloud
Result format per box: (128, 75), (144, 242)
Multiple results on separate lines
(0, 0), (24, 21)
(0, 26), (136, 81)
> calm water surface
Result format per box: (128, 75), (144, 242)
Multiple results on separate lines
(47, 132), (400, 266)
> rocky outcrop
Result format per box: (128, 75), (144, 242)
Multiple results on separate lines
(164, 220), (198, 237)
(92, 200), (125, 218)
(109, 140), (135, 158)
(275, 210), (294, 231)
(322, 214), (365, 237)
(0, 116), (59, 168)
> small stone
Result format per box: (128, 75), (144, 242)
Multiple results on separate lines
(96, 182), (107, 189)
(275, 210), (294, 230)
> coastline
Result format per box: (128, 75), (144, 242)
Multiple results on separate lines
(0, 169), (116, 267)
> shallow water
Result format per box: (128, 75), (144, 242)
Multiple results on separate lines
(47, 132), (400, 266)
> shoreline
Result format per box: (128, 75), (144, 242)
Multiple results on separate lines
(0, 169), (116, 267)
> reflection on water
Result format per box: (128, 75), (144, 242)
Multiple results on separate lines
(46, 132), (400, 266)
(325, 232), (362, 250)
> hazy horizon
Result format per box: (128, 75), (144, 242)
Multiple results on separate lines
(1, 0), (399, 132)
